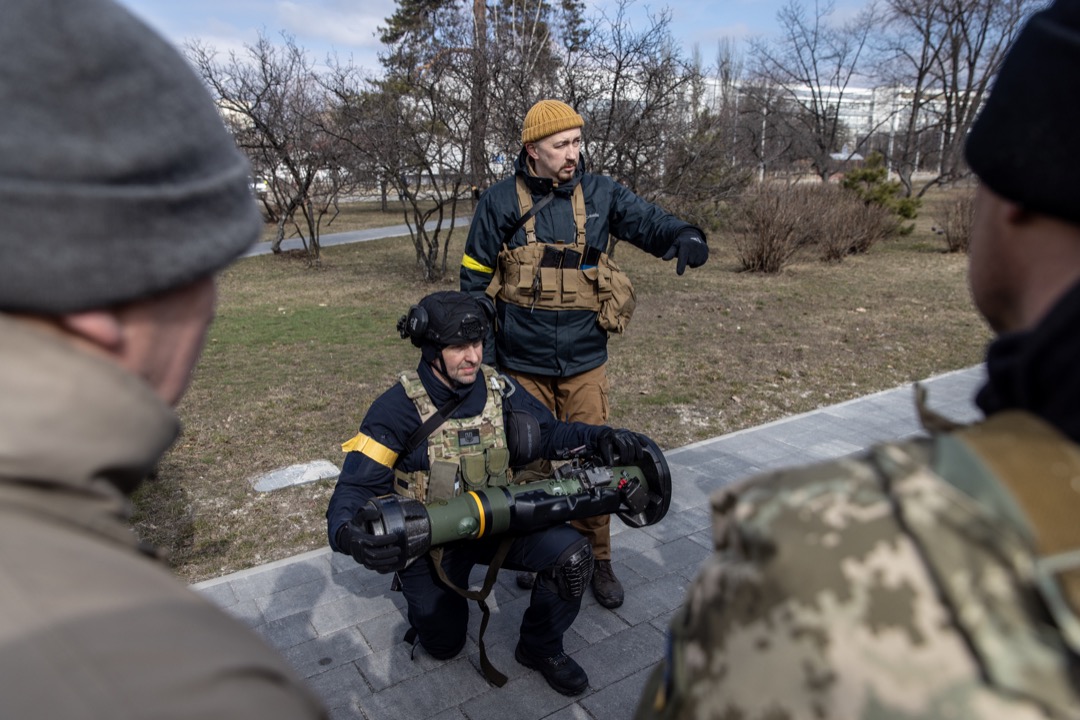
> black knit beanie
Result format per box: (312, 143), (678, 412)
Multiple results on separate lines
(0, 0), (260, 313)
(965, 0), (1080, 225)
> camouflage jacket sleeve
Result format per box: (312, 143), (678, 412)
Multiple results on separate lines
(637, 438), (1080, 720)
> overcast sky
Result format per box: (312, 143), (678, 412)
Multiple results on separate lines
(116, 0), (871, 73)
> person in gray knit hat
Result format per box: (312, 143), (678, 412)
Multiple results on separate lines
(636, 2), (1080, 719)
(0, 1), (325, 718)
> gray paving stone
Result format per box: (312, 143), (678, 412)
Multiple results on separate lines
(253, 612), (318, 651)
(219, 597), (265, 628)
(356, 658), (491, 720)
(284, 625), (373, 679)
(687, 527), (714, 551)
(327, 703), (367, 720)
(460, 671), (578, 720)
(193, 579), (238, 609)
(227, 554), (333, 603)
(571, 623), (666, 688)
(621, 536), (711, 582)
(306, 662), (371, 712)
(568, 601), (632, 644)
(649, 606), (680, 634)
(256, 576), (355, 624)
(538, 705), (592, 720)
(309, 591), (403, 636)
(609, 572), (693, 628)
(355, 607), (411, 653)
(190, 366), (987, 720)
(663, 478), (712, 513)
(580, 665), (657, 720)
(609, 527), (664, 555)
(356, 637), (454, 692)
(427, 710), (469, 720)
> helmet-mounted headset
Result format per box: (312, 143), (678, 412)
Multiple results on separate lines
(397, 291), (495, 349)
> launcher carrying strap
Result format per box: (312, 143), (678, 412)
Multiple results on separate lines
(428, 539), (515, 687)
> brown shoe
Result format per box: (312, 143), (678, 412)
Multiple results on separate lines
(591, 559), (623, 609)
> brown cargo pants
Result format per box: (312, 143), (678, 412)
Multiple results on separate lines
(505, 364), (612, 560)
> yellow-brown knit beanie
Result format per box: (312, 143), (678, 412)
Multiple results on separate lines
(521, 99), (584, 144)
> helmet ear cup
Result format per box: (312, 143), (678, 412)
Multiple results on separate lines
(397, 304), (429, 347)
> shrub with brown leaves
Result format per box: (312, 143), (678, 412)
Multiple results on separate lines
(733, 183), (892, 271)
(933, 189), (976, 253)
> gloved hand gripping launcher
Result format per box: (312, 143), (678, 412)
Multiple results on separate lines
(359, 435), (671, 573)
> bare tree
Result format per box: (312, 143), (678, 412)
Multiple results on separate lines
(187, 34), (349, 263)
(481, 0), (590, 181)
(324, 52), (472, 281)
(750, 0), (880, 181)
(879, 0), (1040, 196)
(571, 1), (699, 199)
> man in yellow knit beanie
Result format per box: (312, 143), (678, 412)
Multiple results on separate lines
(461, 99), (709, 610)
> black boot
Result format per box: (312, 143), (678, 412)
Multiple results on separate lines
(516, 571), (536, 589)
(591, 559), (624, 609)
(515, 642), (588, 696)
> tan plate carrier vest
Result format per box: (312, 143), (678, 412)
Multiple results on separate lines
(484, 176), (637, 333)
(392, 364), (513, 503)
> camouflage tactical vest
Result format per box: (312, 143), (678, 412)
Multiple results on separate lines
(637, 409), (1080, 720)
(484, 177), (636, 333)
(393, 365), (513, 504)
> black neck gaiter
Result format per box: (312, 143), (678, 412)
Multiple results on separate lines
(976, 279), (1080, 444)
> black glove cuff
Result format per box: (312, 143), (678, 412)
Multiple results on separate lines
(336, 523), (352, 553)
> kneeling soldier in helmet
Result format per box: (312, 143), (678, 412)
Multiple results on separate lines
(327, 291), (645, 696)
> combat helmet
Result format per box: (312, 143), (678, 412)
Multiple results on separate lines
(397, 291), (494, 380)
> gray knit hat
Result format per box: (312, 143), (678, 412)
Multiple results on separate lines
(0, 0), (260, 313)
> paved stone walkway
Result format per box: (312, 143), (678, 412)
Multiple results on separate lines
(194, 365), (987, 719)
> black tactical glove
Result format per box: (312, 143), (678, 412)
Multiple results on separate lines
(341, 505), (402, 574)
(594, 428), (645, 466)
(661, 229), (709, 276)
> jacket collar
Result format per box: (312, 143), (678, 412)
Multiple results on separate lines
(0, 315), (179, 529)
(417, 360), (488, 417)
(976, 279), (1080, 444)
(514, 146), (584, 197)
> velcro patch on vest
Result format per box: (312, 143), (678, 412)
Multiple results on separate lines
(458, 428), (482, 447)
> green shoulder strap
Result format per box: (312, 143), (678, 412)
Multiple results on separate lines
(946, 411), (1080, 654)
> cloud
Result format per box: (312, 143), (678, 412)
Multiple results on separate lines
(275, 0), (395, 51)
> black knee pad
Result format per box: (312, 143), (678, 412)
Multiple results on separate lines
(538, 538), (594, 600)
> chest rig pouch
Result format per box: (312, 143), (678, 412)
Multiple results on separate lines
(484, 177), (636, 333)
(394, 365), (513, 504)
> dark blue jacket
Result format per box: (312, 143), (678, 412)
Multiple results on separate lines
(326, 362), (605, 552)
(460, 148), (702, 376)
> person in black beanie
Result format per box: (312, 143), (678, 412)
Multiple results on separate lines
(635, 2), (1080, 718)
(0, 1), (326, 718)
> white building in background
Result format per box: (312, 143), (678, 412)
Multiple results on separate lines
(703, 77), (954, 174)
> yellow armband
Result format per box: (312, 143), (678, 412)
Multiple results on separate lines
(340, 432), (398, 468)
(462, 253), (493, 274)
